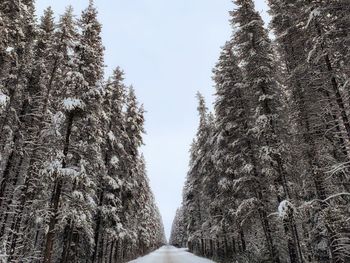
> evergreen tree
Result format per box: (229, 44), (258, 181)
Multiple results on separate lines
(268, 1), (350, 262)
(230, 1), (292, 261)
(174, 1), (350, 263)
(212, 41), (255, 261)
(0, 2), (164, 263)
(92, 67), (128, 262)
(170, 207), (186, 248)
(42, 2), (105, 262)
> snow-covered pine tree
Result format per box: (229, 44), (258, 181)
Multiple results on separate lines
(0, 0), (35, 158)
(92, 67), (128, 262)
(268, 1), (350, 262)
(42, 2), (105, 262)
(134, 155), (164, 255)
(0, 1), (48, 260)
(170, 207), (186, 248)
(195, 112), (218, 259)
(120, 87), (146, 261)
(0, 7), (58, 261)
(0, 0), (34, 120)
(0, 0), (35, 211)
(6, 8), (82, 262)
(0, 2), (165, 263)
(181, 93), (211, 256)
(306, 0), (350, 145)
(230, 1), (297, 261)
(211, 41), (258, 261)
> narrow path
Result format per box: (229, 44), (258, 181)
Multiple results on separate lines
(128, 246), (216, 263)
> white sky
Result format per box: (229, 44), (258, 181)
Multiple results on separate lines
(36, 0), (270, 240)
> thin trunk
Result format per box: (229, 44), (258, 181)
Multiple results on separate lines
(0, 154), (24, 237)
(275, 159), (303, 263)
(232, 236), (236, 255)
(248, 138), (280, 263)
(215, 238), (219, 258)
(258, 203), (281, 263)
(92, 205), (103, 262)
(61, 221), (75, 263)
(316, 24), (350, 142)
(114, 239), (119, 263)
(0, 61), (26, 142)
(239, 227), (246, 252)
(42, 112), (74, 263)
(109, 240), (115, 263)
(209, 238), (213, 257)
(224, 236), (228, 259)
(42, 178), (63, 263)
(98, 237), (104, 263)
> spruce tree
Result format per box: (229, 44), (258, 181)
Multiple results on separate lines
(92, 67), (127, 262)
(269, 1), (350, 261)
(231, 1), (290, 261)
(212, 41), (255, 260)
(0, 2), (165, 262)
(42, 2), (105, 262)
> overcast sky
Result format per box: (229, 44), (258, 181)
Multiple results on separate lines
(36, 0), (270, 240)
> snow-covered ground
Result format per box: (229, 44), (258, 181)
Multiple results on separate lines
(128, 246), (216, 263)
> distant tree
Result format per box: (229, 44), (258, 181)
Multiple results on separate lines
(170, 207), (186, 247)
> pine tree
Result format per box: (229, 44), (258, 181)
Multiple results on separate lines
(212, 41), (254, 260)
(268, 1), (350, 262)
(8, 8), (80, 261)
(0, 2), (165, 262)
(0, 0), (35, 150)
(0, 7), (57, 261)
(231, 1), (292, 261)
(0, 0), (36, 209)
(170, 207), (186, 248)
(92, 67), (128, 262)
(42, 2), (105, 262)
(182, 93), (209, 255)
(120, 87), (146, 260)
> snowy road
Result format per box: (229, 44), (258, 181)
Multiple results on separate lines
(128, 246), (216, 263)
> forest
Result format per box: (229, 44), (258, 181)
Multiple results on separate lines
(170, 0), (350, 263)
(0, 1), (165, 262)
(2, 0), (350, 263)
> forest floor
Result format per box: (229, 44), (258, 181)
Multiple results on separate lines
(128, 246), (216, 263)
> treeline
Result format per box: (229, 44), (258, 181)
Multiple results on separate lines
(170, 0), (350, 263)
(0, 1), (165, 262)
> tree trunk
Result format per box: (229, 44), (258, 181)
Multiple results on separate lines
(61, 221), (75, 263)
(232, 236), (236, 254)
(258, 205), (281, 263)
(109, 240), (115, 263)
(239, 227), (246, 253)
(42, 112), (74, 263)
(0, 154), (24, 238)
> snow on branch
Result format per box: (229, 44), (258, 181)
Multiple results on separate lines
(278, 200), (295, 220)
(62, 98), (84, 111)
(302, 193), (350, 208)
(306, 8), (321, 28)
(0, 93), (9, 107)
